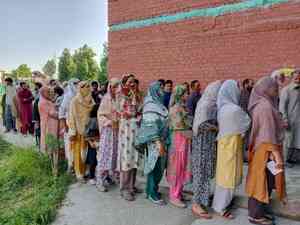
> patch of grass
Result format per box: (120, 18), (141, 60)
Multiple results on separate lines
(0, 137), (73, 225)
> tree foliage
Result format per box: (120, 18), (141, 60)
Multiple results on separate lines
(58, 45), (100, 81)
(58, 49), (76, 81)
(42, 59), (56, 78)
(73, 44), (99, 80)
(98, 42), (108, 84)
(12, 64), (32, 78)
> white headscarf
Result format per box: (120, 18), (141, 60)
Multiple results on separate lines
(192, 80), (222, 135)
(217, 80), (251, 140)
(58, 78), (80, 120)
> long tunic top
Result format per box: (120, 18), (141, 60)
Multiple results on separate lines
(246, 143), (286, 204)
(279, 83), (300, 149)
(17, 88), (33, 128)
(117, 93), (141, 171)
(38, 96), (59, 152)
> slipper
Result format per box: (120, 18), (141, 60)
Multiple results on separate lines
(218, 210), (234, 220)
(192, 207), (212, 220)
(249, 217), (273, 225)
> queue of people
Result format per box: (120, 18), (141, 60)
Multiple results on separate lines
(2, 68), (300, 225)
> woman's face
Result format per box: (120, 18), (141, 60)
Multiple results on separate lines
(80, 83), (91, 97)
(111, 84), (118, 96)
(181, 91), (188, 102)
(267, 85), (279, 98)
(126, 77), (135, 89)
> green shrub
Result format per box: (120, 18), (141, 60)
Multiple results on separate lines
(0, 138), (72, 225)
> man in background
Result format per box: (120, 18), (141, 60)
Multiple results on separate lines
(163, 80), (173, 109)
(187, 80), (202, 117)
(280, 69), (300, 167)
(4, 77), (17, 133)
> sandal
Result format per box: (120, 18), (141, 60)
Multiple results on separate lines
(218, 210), (234, 220)
(191, 205), (212, 220)
(249, 217), (273, 225)
(169, 199), (187, 208)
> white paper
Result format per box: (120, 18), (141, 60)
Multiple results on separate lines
(267, 161), (283, 175)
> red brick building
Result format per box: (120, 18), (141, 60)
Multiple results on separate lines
(108, 0), (300, 87)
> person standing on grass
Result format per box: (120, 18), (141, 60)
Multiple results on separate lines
(38, 86), (61, 175)
(59, 78), (80, 172)
(279, 69), (300, 168)
(96, 78), (120, 192)
(68, 81), (94, 181)
(17, 82), (34, 135)
(191, 80), (223, 219)
(246, 76), (287, 225)
(187, 80), (202, 117)
(4, 77), (17, 133)
(137, 81), (169, 205)
(212, 80), (251, 219)
(167, 85), (192, 208)
(118, 75), (141, 201)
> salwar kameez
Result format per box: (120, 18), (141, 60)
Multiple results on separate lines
(96, 126), (118, 186)
(68, 81), (94, 180)
(96, 79), (121, 189)
(167, 132), (192, 201)
(71, 135), (87, 178)
(213, 80), (250, 215)
(246, 76), (286, 223)
(145, 142), (166, 199)
(246, 143), (286, 219)
(137, 81), (169, 203)
(192, 121), (217, 206)
(212, 134), (243, 213)
(118, 118), (139, 194)
(167, 85), (192, 204)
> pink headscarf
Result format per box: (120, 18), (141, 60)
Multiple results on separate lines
(248, 76), (283, 151)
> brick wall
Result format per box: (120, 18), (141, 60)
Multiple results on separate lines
(108, 1), (300, 88)
(108, 0), (240, 25)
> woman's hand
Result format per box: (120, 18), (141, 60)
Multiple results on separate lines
(157, 141), (166, 156)
(69, 135), (76, 142)
(271, 151), (284, 169)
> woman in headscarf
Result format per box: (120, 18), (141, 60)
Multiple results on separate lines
(38, 86), (58, 154)
(38, 86), (61, 175)
(96, 78), (120, 192)
(212, 80), (251, 219)
(68, 81), (94, 181)
(59, 78), (80, 172)
(17, 82), (34, 135)
(191, 80), (222, 219)
(167, 85), (192, 208)
(246, 77), (287, 225)
(117, 75), (142, 201)
(136, 81), (169, 205)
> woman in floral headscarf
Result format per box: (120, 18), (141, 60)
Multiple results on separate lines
(137, 81), (169, 205)
(96, 78), (120, 192)
(68, 81), (94, 181)
(167, 85), (192, 208)
(117, 75), (142, 201)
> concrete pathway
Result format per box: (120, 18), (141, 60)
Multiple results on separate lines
(52, 182), (300, 225)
